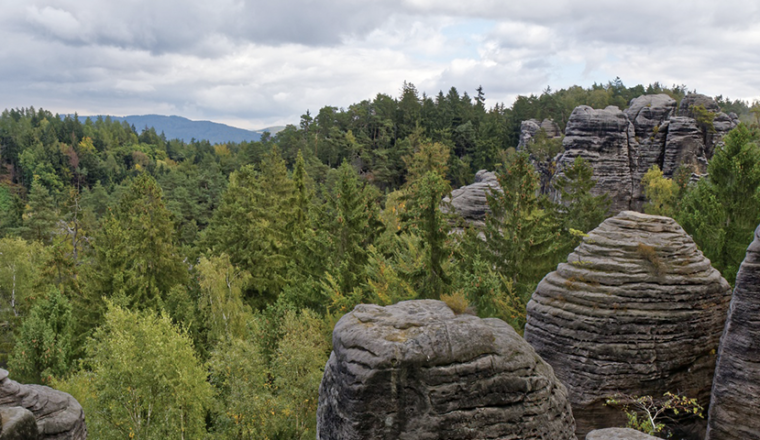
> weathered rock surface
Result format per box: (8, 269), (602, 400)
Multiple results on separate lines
(443, 169), (498, 229)
(518, 118), (562, 150)
(552, 105), (637, 212)
(0, 406), (39, 440)
(586, 428), (659, 440)
(0, 370), (86, 440)
(317, 300), (576, 440)
(706, 224), (760, 440)
(552, 93), (737, 212)
(524, 211), (731, 438)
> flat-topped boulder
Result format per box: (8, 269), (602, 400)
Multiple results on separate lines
(0, 370), (86, 439)
(524, 211), (731, 438)
(317, 300), (576, 440)
(706, 224), (760, 440)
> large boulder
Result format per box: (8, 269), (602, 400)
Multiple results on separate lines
(442, 169), (498, 229)
(552, 105), (637, 212)
(0, 407), (39, 440)
(706, 224), (760, 440)
(524, 211), (731, 438)
(317, 300), (576, 440)
(0, 370), (86, 440)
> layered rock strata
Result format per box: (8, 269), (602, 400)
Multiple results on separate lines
(0, 370), (86, 440)
(317, 300), (576, 440)
(524, 211), (731, 438)
(552, 105), (636, 212)
(552, 93), (737, 212)
(706, 224), (760, 440)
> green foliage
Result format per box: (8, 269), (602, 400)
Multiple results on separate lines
(8, 288), (73, 384)
(691, 104), (716, 133)
(402, 142), (453, 298)
(209, 309), (328, 439)
(641, 165), (678, 216)
(606, 392), (704, 437)
(526, 128), (563, 162)
(677, 124), (760, 285)
(61, 305), (212, 440)
(84, 174), (188, 329)
(197, 254), (252, 341)
(483, 152), (562, 287)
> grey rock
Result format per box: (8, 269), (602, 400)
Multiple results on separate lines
(317, 300), (576, 440)
(524, 211), (731, 438)
(662, 116), (709, 176)
(442, 169), (498, 229)
(677, 93), (721, 117)
(552, 106), (637, 212)
(518, 118), (562, 150)
(706, 224), (760, 440)
(624, 94), (676, 210)
(586, 428), (659, 440)
(0, 370), (86, 440)
(551, 94), (737, 213)
(0, 407), (39, 440)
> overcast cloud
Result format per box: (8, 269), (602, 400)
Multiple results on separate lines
(2, 0), (759, 129)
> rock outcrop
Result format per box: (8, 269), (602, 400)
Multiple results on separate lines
(317, 300), (576, 440)
(706, 224), (760, 440)
(586, 428), (660, 440)
(552, 105), (637, 212)
(552, 93), (738, 212)
(0, 370), (86, 440)
(523, 211), (731, 438)
(518, 118), (562, 150)
(443, 169), (498, 229)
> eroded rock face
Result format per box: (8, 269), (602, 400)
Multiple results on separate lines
(552, 94), (737, 212)
(0, 370), (86, 440)
(317, 300), (576, 440)
(552, 105), (637, 212)
(706, 224), (760, 440)
(442, 169), (498, 229)
(524, 211), (731, 438)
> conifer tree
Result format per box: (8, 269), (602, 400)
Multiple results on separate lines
(23, 177), (58, 244)
(483, 152), (561, 288)
(402, 142), (453, 298)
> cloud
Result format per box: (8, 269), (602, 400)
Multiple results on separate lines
(2, 0), (760, 130)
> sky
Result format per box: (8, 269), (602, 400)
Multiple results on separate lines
(2, 0), (760, 130)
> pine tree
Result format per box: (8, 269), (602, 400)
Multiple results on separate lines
(22, 177), (58, 244)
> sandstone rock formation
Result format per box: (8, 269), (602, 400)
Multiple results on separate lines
(0, 407), (39, 440)
(0, 370), (86, 440)
(586, 428), (659, 440)
(706, 224), (760, 440)
(552, 105), (636, 212)
(523, 211), (731, 438)
(442, 169), (498, 229)
(518, 118), (562, 150)
(317, 300), (576, 440)
(552, 93), (738, 212)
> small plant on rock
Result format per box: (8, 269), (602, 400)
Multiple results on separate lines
(605, 392), (704, 437)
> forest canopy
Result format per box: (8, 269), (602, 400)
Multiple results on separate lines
(0, 78), (757, 438)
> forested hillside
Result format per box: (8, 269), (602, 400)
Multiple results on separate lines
(0, 79), (757, 439)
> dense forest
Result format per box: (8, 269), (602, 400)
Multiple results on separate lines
(0, 79), (758, 439)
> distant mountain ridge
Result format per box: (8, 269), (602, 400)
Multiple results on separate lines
(78, 114), (283, 144)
